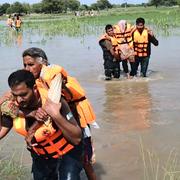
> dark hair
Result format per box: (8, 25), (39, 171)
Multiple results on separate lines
(8, 69), (35, 89)
(105, 24), (113, 32)
(22, 47), (48, 65)
(136, 17), (145, 25)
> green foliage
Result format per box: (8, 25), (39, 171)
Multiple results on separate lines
(177, 0), (180, 5)
(90, 3), (99, 10)
(32, 3), (43, 13)
(0, 3), (10, 15)
(96, 0), (112, 9)
(21, 3), (31, 14)
(149, 0), (178, 6)
(42, 0), (63, 13)
(41, 0), (80, 13)
(6, 1), (28, 14)
(66, 0), (80, 11)
(79, 4), (89, 11)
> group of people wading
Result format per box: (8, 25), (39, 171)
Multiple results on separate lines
(99, 17), (159, 80)
(6, 14), (22, 32)
(0, 47), (98, 180)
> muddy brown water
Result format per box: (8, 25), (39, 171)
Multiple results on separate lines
(0, 25), (180, 180)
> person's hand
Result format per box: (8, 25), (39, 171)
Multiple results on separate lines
(43, 98), (62, 119)
(35, 107), (49, 122)
(148, 29), (154, 36)
(25, 132), (38, 148)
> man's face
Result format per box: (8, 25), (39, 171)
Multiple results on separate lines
(23, 55), (42, 79)
(106, 28), (114, 37)
(11, 82), (35, 109)
(136, 23), (144, 32)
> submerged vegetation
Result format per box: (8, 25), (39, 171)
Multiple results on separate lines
(0, 138), (29, 180)
(140, 138), (180, 180)
(0, 157), (27, 180)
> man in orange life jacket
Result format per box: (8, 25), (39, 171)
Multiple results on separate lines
(0, 47), (97, 180)
(0, 70), (83, 180)
(132, 17), (159, 77)
(99, 24), (120, 80)
(15, 15), (22, 32)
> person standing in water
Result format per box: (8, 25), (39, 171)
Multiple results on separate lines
(0, 47), (97, 180)
(0, 69), (83, 180)
(113, 20), (136, 79)
(15, 15), (22, 32)
(99, 24), (121, 80)
(132, 17), (159, 77)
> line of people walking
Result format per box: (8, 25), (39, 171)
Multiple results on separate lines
(99, 17), (159, 80)
(7, 14), (22, 32)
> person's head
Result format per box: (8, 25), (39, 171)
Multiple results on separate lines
(8, 69), (38, 108)
(22, 47), (48, 79)
(118, 20), (127, 32)
(136, 17), (145, 32)
(105, 24), (114, 37)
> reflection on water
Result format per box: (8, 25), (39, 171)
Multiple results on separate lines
(102, 81), (151, 132)
(16, 33), (23, 47)
(1, 29), (23, 47)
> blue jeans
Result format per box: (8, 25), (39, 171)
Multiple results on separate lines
(31, 152), (83, 180)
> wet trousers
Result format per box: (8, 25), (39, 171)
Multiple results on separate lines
(122, 60), (136, 76)
(104, 58), (120, 79)
(31, 152), (83, 180)
(135, 56), (150, 77)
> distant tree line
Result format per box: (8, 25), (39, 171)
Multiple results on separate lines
(149, 0), (180, 7)
(0, 0), (179, 15)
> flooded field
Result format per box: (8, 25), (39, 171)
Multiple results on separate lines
(0, 17), (180, 180)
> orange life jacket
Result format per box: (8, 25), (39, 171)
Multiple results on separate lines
(113, 24), (134, 47)
(39, 65), (96, 128)
(133, 28), (149, 57)
(16, 19), (21, 28)
(99, 34), (120, 58)
(13, 86), (74, 158)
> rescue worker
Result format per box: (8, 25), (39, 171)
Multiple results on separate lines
(21, 47), (97, 180)
(99, 24), (120, 80)
(0, 69), (83, 180)
(0, 47), (97, 180)
(15, 15), (22, 32)
(113, 20), (136, 78)
(132, 17), (159, 77)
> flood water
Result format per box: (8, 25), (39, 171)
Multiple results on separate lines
(0, 23), (180, 180)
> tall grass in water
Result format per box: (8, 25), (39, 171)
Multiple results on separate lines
(140, 138), (180, 180)
(22, 6), (180, 38)
(0, 137), (28, 180)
